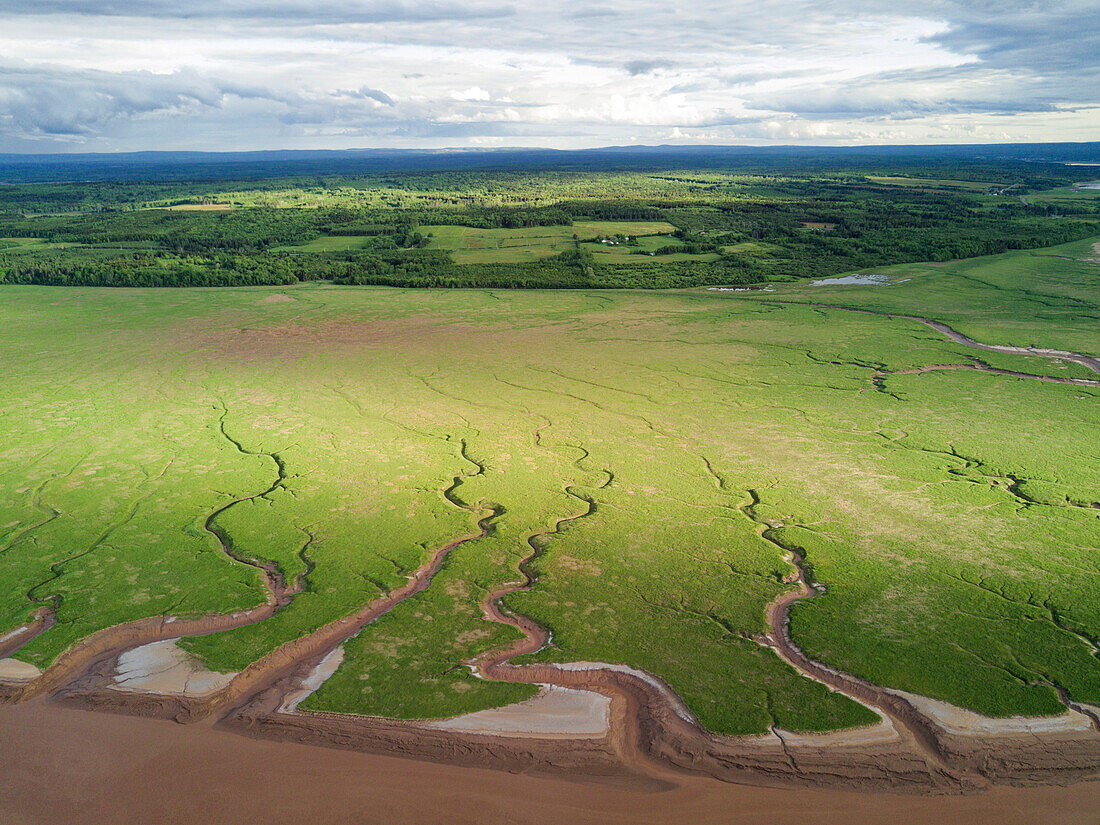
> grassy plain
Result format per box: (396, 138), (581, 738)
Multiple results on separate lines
(0, 240), (1097, 731)
(421, 221), (677, 263)
(755, 236), (1100, 355)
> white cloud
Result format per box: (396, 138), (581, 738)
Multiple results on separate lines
(450, 86), (491, 102)
(0, 1), (1096, 150)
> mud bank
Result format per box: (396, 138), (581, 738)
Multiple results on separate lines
(427, 685), (611, 737)
(0, 607), (56, 660)
(2, 365), (1096, 792)
(3, 700), (1098, 825)
(111, 640), (237, 698)
(45, 518), (490, 724)
(7, 500), (1099, 792)
(0, 658), (41, 682)
(2, 606), (275, 705)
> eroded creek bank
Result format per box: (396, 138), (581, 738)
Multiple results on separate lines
(1, 320), (1098, 791)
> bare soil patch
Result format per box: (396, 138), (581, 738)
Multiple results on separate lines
(111, 640), (237, 698)
(428, 685), (611, 737)
(0, 659), (41, 682)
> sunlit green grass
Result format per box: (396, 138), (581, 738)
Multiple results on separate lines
(272, 235), (377, 252)
(748, 236), (1100, 356)
(422, 220), (678, 263)
(1, 242), (1096, 731)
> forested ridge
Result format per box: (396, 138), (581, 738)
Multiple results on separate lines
(2, 160), (1097, 289)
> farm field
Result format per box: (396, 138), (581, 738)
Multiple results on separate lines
(1022, 184), (1100, 207)
(865, 176), (999, 191)
(3, 159), (1097, 290)
(581, 234), (721, 263)
(1, 238), (1097, 735)
(0, 238), (81, 252)
(273, 234), (380, 252)
(421, 221), (677, 263)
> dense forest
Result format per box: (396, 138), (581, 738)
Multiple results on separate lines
(1, 152), (1098, 289)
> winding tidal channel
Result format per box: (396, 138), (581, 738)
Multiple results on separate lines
(1, 312), (1098, 807)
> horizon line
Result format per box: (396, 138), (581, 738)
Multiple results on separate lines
(2, 140), (1100, 160)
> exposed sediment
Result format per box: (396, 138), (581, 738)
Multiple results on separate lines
(0, 606), (55, 661)
(43, 438), (499, 727)
(448, 476), (971, 789)
(1, 334), (1098, 790)
(48, 506), (495, 723)
(427, 685), (611, 737)
(111, 640), (238, 698)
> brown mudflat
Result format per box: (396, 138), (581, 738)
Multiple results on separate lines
(2, 700), (1097, 825)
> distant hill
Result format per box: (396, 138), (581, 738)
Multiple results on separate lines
(2, 142), (1099, 184)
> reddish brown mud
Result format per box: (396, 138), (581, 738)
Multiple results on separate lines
(2, 699), (1099, 825)
(1, 314), (1097, 792)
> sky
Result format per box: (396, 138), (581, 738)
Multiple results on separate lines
(0, 1), (1097, 152)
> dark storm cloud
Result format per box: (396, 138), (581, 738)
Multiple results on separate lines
(924, 2), (1100, 75)
(0, 64), (286, 139)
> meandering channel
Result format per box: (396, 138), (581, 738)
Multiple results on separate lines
(756, 300), (1100, 381)
(748, 516), (962, 779)
(2, 323), (1097, 788)
(0, 404), (300, 703)
(39, 438), (499, 729)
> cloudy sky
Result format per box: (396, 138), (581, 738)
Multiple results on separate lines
(0, 0), (1097, 152)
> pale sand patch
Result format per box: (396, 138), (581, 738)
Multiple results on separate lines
(112, 639), (237, 697)
(428, 685), (611, 737)
(891, 689), (1095, 735)
(0, 658), (42, 682)
(775, 715), (899, 747)
(0, 625), (32, 647)
(279, 646), (345, 713)
(262, 294), (294, 304)
(809, 273), (890, 286)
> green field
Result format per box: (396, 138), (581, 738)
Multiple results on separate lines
(1020, 184), (1100, 207)
(0, 238), (1097, 733)
(754, 236), (1100, 355)
(571, 220), (678, 237)
(580, 234), (721, 263)
(4, 163), (1096, 289)
(421, 221), (678, 264)
(0, 237), (81, 252)
(273, 234), (379, 253)
(866, 176), (998, 191)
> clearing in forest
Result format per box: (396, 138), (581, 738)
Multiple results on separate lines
(422, 221), (677, 263)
